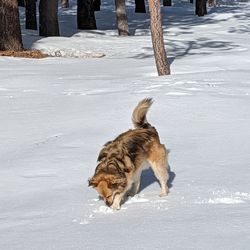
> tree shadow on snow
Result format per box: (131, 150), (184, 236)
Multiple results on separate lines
(139, 164), (176, 194)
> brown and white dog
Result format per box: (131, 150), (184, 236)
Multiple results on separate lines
(88, 98), (169, 210)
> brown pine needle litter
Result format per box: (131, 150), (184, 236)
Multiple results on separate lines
(0, 50), (48, 59)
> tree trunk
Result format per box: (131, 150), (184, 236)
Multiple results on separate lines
(18, 0), (25, 6)
(196, 0), (206, 16)
(39, 0), (60, 36)
(163, 0), (172, 6)
(203, 0), (207, 14)
(135, 0), (146, 13)
(77, 0), (97, 29)
(25, 0), (37, 30)
(93, 0), (101, 11)
(208, 0), (215, 7)
(61, 0), (69, 8)
(115, 0), (129, 36)
(148, 0), (170, 75)
(0, 0), (23, 51)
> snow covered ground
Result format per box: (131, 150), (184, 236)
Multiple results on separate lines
(1, 1), (250, 249)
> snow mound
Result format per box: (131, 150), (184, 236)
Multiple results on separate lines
(32, 37), (105, 58)
(93, 206), (114, 214)
(46, 49), (105, 58)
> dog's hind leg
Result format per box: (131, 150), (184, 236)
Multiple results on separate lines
(134, 179), (141, 194)
(127, 171), (141, 197)
(147, 143), (169, 197)
(127, 179), (141, 197)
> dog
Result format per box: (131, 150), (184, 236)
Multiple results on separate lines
(88, 98), (169, 210)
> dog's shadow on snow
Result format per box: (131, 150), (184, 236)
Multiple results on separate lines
(139, 165), (176, 193)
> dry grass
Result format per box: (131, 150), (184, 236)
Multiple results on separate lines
(0, 50), (48, 59)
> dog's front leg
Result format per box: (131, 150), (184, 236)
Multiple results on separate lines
(111, 193), (123, 210)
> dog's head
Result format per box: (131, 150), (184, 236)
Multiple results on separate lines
(88, 173), (126, 207)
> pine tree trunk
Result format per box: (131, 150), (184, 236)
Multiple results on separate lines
(77, 0), (97, 29)
(203, 0), (207, 14)
(25, 0), (37, 30)
(208, 0), (215, 7)
(0, 0), (23, 51)
(196, 0), (206, 16)
(39, 0), (60, 36)
(148, 0), (170, 75)
(61, 0), (69, 8)
(93, 0), (101, 11)
(18, 0), (25, 7)
(163, 0), (172, 6)
(115, 0), (129, 36)
(135, 0), (146, 13)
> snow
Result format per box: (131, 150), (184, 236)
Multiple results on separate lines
(1, 0), (250, 249)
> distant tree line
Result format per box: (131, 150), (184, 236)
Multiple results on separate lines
(0, 0), (210, 76)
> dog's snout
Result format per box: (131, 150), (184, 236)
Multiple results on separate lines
(105, 200), (111, 207)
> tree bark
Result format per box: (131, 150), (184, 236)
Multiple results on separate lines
(93, 0), (101, 11)
(25, 0), (37, 30)
(61, 0), (69, 8)
(115, 0), (129, 36)
(163, 0), (172, 6)
(135, 0), (146, 13)
(18, 0), (25, 7)
(196, 0), (206, 16)
(148, 0), (170, 75)
(203, 0), (207, 14)
(208, 0), (215, 7)
(39, 0), (60, 36)
(0, 0), (23, 51)
(77, 0), (97, 29)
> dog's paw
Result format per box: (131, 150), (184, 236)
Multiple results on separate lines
(111, 204), (121, 210)
(159, 189), (169, 197)
(159, 193), (167, 197)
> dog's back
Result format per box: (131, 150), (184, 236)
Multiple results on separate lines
(97, 98), (159, 168)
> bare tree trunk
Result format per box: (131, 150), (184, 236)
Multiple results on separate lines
(0, 0), (23, 51)
(148, 0), (170, 75)
(25, 0), (37, 30)
(77, 0), (97, 29)
(93, 0), (101, 11)
(135, 0), (146, 13)
(18, 0), (25, 6)
(208, 0), (215, 7)
(163, 0), (172, 6)
(115, 0), (129, 36)
(61, 0), (69, 8)
(39, 0), (60, 36)
(203, 0), (207, 14)
(196, 0), (206, 16)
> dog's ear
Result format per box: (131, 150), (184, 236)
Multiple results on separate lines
(88, 177), (98, 187)
(97, 141), (112, 161)
(97, 148), (107, 162)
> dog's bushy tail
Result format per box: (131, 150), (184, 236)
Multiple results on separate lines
(132, 98), (153, 129)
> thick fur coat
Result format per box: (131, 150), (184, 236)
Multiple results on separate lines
(89, 98), (169, 209)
